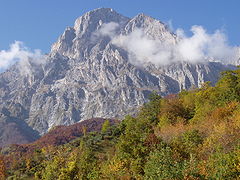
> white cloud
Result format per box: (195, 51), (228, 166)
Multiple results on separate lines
(0, 41), (45, 73)
(176, 26), (238, 64)
(96, 22), (239, 66)
(112, 29), (176, 66)
(92, 22), (119, 41)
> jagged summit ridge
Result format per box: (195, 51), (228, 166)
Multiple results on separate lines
(124, 13), (177, 43)
(0, 8), (235, 140)
(51, 8), (177, 58)
(74, 8), (124, 30)
(51, 8), (129, 58)
(73, 8), (129, 34)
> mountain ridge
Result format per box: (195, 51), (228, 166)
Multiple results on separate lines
(0, 8), (237, 145)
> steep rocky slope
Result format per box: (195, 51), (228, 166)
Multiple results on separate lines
(0, 8), (236, 142)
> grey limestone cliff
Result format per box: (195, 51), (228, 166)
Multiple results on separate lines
(0, 8), (235, 138)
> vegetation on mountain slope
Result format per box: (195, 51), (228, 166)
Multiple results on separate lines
(1, 69), (240, 179)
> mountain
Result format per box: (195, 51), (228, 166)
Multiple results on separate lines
(0, 112), (39, 147)
(1, 118), (118, 154)
(3, 68), (240, 179)
(0, 8), (236, 144)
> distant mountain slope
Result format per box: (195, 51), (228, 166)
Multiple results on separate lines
(1, 118), (117, 153)
(31, 118), (118, 147)
(0, 8), (236, 139)
(0, 112), (39, 147)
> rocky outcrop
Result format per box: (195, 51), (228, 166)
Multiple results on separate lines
(0, 8), (235, 140)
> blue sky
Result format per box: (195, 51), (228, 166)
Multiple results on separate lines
(0, 0), (239, 53)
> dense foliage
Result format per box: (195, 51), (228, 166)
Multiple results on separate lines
(1, 69), (240, 179)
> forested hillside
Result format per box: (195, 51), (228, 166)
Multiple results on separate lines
(1, 69), (240, 179)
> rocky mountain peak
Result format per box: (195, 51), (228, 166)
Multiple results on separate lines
(73, 8), (129, 35)
(131, 13), (163, 25)
(0, 8), (236, 142)
(51, 8), (129, 57)
(50, 27), (76, 55)
(124, 13), (176, 43)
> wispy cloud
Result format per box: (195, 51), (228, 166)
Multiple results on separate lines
(96, 22), (119, 38)
(92, 22), (119, 41)
(0, 41), (45, 73)
(165, 19), (174, 32)
(96, 22), (239, 66)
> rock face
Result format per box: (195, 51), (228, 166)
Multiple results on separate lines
(0, 112), (39, 147)
(0, 8), (235, 140)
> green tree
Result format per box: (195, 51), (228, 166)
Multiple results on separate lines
(101, 120), (110, 133)
(139, 92), (161, 124)
(205, 150), (240, 179)
(144, 147), (185, 179)
(172, 129), (203, 156)
(115, 115), (152, 178)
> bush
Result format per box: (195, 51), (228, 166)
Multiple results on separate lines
(144, 147), (185, 179)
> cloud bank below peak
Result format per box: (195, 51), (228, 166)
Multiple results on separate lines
(95, 22), (239, 66)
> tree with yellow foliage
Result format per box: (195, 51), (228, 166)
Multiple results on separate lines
(0, 156), (6, 180)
